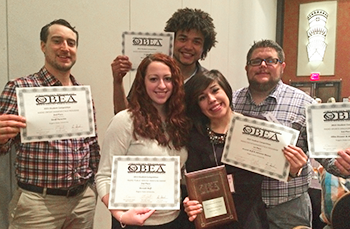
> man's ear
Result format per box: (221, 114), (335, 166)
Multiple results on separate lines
(40, 41), (46, 53)
(281, 62), (286, 74)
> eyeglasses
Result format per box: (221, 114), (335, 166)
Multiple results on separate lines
(247, 58), (282, 66)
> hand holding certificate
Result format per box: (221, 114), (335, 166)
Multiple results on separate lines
(109, 156), (180, 210)
(16, 86), (95, 143)
(222, 113), (300, 182)
(306, 102), (350, 158)
(122, 31), (174, 70)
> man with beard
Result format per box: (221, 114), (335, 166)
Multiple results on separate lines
(233, 39), (350, 229)
(0, 19), (100, 228)
(111, 8), (217, 114)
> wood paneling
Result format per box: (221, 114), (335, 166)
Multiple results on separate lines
(283, 0), (350, 99)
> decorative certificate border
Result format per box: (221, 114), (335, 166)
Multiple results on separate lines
(222, 114), (299, 182)
(109, 156), (180, 210)
(306, 102), (350, 158)
(16, 86), (95, 142)
(122, 31), (174, 70)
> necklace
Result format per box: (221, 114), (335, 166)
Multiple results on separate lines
(206, 126), (227, 145)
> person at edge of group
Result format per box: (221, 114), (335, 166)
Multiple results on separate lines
(232, 39), (350, 229)
(111, 7), (217, 114)
(0, 19), (100, 229)
(96, 53), (193, 229)
(182, 70), (270, 228)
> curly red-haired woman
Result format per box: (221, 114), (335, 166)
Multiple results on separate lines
(96, 53), (192, 229)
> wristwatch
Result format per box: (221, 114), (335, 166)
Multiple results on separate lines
(289, 167), (303, 178)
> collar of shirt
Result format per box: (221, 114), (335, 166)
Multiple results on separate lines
(247, 80), (283, 105)
(184, 62), (201, 84)
(40, 67), (79, 86)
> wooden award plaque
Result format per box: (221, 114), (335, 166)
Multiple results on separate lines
(185, 165), (237, 228)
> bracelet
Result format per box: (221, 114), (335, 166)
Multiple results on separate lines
(119, 212), (126, 228)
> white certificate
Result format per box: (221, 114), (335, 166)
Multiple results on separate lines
(222, 113), (300, 182)
(122, 31), (174, 70)
(16, 86), (95, 143)
(109, 156), (180, 210)
(306, 102), (350, 158)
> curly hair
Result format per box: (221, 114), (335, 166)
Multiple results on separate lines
(128, 53), (191, 150)
(164, 8), (217, 60)
(185, 70), (233, 135)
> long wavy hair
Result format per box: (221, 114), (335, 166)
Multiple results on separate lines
(185, 70), (233, 135)
(128, 53), (190, 150)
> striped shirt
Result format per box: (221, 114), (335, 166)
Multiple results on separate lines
(0, 67), (100, 188)
(232, 80), (314, 206)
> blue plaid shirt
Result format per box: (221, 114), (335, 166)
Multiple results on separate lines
(232, 80), (315, 206)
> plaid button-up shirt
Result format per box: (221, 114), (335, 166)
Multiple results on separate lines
(232, 80), (314, 206)
(0, 67), (100, 188)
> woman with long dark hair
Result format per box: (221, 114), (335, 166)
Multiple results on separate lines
(183, 70), (269, 229)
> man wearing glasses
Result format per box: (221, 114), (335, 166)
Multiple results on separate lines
(232, 39), (350, 229)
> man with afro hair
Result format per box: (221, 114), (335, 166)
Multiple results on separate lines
(111, 8), (217, 114)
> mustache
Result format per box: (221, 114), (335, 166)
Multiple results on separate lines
(256, 71), (270, 74)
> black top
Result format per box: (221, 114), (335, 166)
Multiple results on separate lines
(186, 127), (269, 229)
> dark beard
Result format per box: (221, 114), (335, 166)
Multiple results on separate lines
(248, 78), (279, 92)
